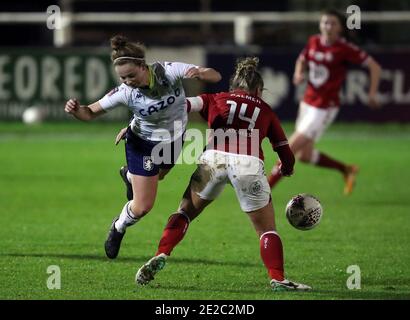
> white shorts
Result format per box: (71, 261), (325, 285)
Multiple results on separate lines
(295, 101), (339, 141)
(191, 150), (271, 212)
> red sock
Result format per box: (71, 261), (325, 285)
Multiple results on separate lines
(267, 164), (282, 188)
(156, 213), (189, 256)
(260, 231), (284, 281)
(316, 152), (346, 173)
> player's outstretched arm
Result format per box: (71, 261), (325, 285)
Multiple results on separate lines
(185, 67), (222, 83)
(64, 99), (106, 121)
(366, 57), (382, 109)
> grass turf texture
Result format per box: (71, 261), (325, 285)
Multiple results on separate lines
(0, 121), (409, 300)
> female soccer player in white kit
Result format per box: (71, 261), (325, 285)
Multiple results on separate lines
(64, 35), (221, 259)
(135, 57), (311, 292)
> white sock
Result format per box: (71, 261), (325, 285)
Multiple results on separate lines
(126, 171), (132, 183)
(115, 201), (139, 233)
(310, 149), (320, 164)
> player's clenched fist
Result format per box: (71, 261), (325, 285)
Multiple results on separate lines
(65, 98), (80, 114)
(279, 161), (294, 177)
(184, 66), (200, 79)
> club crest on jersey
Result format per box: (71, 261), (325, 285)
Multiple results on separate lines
(249, 181), (262, 196)
(143, 156), (154, 171)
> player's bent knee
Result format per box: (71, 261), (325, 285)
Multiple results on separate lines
(297, 150), (312, 163)
(129, 201), (154, 218)
(298, 154), (310, 163)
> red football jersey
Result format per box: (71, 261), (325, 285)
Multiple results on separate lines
(300, 34), (369, 108)
(197, 90), (288, 160)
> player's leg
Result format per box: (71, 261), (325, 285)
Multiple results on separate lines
(118, 127), (135, 201)
(247, 204), (311, 291)
(153, 158), (223, 257)
(105, 174), (159, 259)
(119, 165), (133, 201)
(229, 156), (285, 285)
(296, 143), (359, 195)
(301, 145), (359, 195)
(106, 129), (161, 259)
(115, 127), (133, 200)
(112, 174), (159, 236)
(136, 179), (215, 285)
(118, 163), (176, 202)
(270, 103), (358, 194)
(118, 166), (170, 201)
(300, 143), (356, 173)
(156, 182), (212, 257)
(135, 184), (213, 285)
(295, 105), (359, 195)
(247, 204), (283, 281)
(231, 155), (311, 291)
(136, 150), (226, 285)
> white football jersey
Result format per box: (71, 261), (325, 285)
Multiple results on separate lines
(99, 61), (197, 143)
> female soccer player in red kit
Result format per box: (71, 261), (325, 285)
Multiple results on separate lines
(268, 9), (382, 195)
(135, 57), (311, 291)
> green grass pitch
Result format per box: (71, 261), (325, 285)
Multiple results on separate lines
(0, 121), (409, 300)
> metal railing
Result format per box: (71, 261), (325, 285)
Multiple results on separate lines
(1, 11), (410, 46)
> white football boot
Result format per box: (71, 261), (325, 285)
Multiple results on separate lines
(271, 278), (312, 292)
(136, 253), (168, 285)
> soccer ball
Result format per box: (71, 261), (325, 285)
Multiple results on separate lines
(22, 106), (46, 125)
(285, 193), (323, 231)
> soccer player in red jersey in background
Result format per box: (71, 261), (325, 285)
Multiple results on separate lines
(135, 57), (311, 291)
(268, 9), (382, 195)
